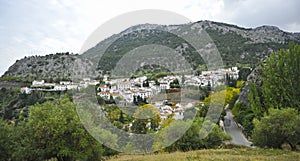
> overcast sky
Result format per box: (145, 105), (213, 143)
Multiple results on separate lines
(0, 0), (300, 76)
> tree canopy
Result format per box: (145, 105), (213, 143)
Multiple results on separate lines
(13, 96), (103, 161)
(252, 108), (300, 150)
(262, 42), (300, 110)
(236, 42), (300, 148)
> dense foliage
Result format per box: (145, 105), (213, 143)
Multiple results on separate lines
(0, 119), (13, 160)
(161, 118), (231, 152)
(233, 42), (300, 148)
(0, 87), (72, 122)
(1, 96), (103, 161)
(262, 42), (300, 110)
(252, 108), (300, 150)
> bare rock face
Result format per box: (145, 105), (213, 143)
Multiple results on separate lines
(236, 65), (263, 106)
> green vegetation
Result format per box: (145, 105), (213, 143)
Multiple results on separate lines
(252, 108), (300, 150)
(0, 87), (72, 122)
(169, 78), (180, 88)
(106, 148), (300, 161)
(232, 102), (254, 136)
(206, 29), (289, 66)
(133, 95), (147, 106)
(0, 86), (232, 160)
(262, 42), (300, 110)
(102, 105), (133, 129)
(233, 42), (300, 148)
(130, 64), (171, 80)
(1, 32), (300, 159)
(132, 104), (161, 134)
(237, 67), (252, 81)
(0, 119), (14, 160)
(1, 97), (103, 161)
(17, 97), (103, 160)
(0, 76), (25, 82)
(96, 27), (290, 75)
(98, 29), (204, 72)
(160, 118), (231, 152)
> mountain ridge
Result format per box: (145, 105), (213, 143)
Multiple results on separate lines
(2, 20), (300, 82)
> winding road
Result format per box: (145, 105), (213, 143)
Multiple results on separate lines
(224, 109), (253, 147)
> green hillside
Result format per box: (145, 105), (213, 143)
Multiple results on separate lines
(106, 148), (300, 161)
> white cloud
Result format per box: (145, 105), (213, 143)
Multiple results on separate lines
(283, 23), (300, 33)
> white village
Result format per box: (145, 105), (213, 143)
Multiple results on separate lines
(20, 67), (239, 120)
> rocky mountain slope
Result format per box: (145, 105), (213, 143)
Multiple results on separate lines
(1, 53), (97, 82)
(83, 20), (300, 72)
(236, 64), (263, 106)
(2, 20), (300, 82)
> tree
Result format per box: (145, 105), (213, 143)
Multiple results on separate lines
(133, 95), (137, 105)
(252, 108), (300, 150)
(154, 79), (160, 85)
(143, 79), (149, 87)
(96, 95), (105, 105)
(162, 118), (230, 152)
(207, 81), (212, 92)
(14, 96), (103, 161)
(237, 43), (300, 139)
(119, 111), (125, 123)
(262, 42), (300, 111)
(108, 94), (115, 104)
(0, 119), (13, 160)
(131, 104), (161, 134)
(238, 67), (251, 81)
(248, 82), (265, 118)
(133, 95), (147, 106)
(232, 102), (254, 136)
(170, 79), (180, 88)
(225, 73), (237, 87)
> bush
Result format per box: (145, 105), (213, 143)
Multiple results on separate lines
(252, 108), (300, 150)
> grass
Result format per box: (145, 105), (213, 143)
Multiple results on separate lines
(106, 148), (300, 161)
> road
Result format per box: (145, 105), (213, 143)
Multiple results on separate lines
(224, 109), (253, 147)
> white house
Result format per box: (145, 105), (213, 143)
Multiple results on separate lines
(54, 85), (67, 91)
(66, 84), (78, 90)
(117, 82), (131, 90)
(123, 90), (134, 102)
(20, 87), (31, 94)
(97, 91), (110, 99)
(159, 82), (170, 90)
(135, 76), (147, 82)
(231, 67), (238, 72)
(60, 81), (71, 85)
(173, 111), (184, 120)
(87, 80), (99, 86)
(83, 78), (91, 82)
(97, 85), (110, 92)
(32, 80), (45, 86)
(103, 74), (109, 82)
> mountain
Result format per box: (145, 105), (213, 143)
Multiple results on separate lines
(2, 20), (300, 82)
(1, 52), (97, 83)
(83, 20), (300, 73)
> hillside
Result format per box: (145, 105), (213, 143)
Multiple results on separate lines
(83, 20), (300, 72)
(1, 52), (98, 82)
(106, 148), (300, 161)
(2, 20), (300, 81)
